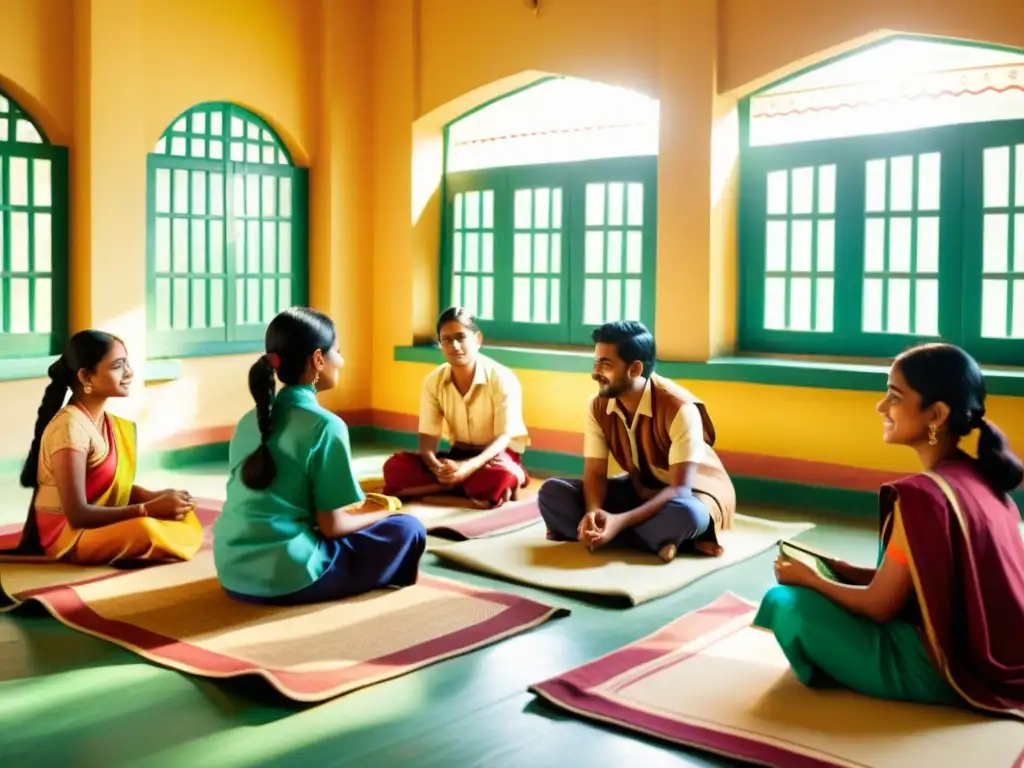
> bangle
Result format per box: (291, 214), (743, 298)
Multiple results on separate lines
(137, 503), (148, 518)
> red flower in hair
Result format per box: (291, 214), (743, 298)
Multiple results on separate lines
(266, 353), (281, 369)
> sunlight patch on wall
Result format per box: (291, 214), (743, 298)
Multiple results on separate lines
(751, 37), (1024, 146)
(447, 77), (659, 172)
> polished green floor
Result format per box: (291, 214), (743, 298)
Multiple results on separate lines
(0, 447), (880, 768)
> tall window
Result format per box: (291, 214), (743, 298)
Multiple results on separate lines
(147, 103), (307, 358)
(442, 78), (658, 345)
(0, 89), (68, 358)
(739, 36), (1024, 365)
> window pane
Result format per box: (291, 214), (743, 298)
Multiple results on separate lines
(210, 279), (225, 327)
(982, 279), (1009, 338)
(584, 278), (604, 325)
(585, 231), (604, 273)
(35, 213), (52, 272)
(513, 233), (530, 273)
(888, 217), (912, 273)
(604, 278), (621, 323)
(624, 278), (641, 320)
(916, 217), (940, 273)
(816, 220), (835, 272)
(887, 278), (911, 334)
(534, 233), (549, 273)
(533, 277), (549, 323)
(984, 146), (1010, 209)
(605, 231), (622, 273)
(789, 277), (812, 330)
(917, 153), (941, 211)
(765, 221), (787, 271)
(790, 220), (812, 272)
(626, 183), (644, 226)
(607, 183), (624, 226)
(889, 156), (913, 212)
(983, 214), (1009, 273)
(33, 159), (51, 207)
(864, 219), (885, 272)
(9, 157), (27, 206)
(1012, 279), (1024, 338)
(817, 165), (836, 215)
(10, 212), (29, 272)
(791, 167), (813, 214)
(10, 278), (29, 333)
(191, 279), (208, 328)
(865, 159), (886, 213)
(625, 231), (642, 274)
(174, 278), (190, 329)
(513, 277), (531, 322)
(764, 277), (786, 330)
(862, 278), (883, 332)
(586, 184), (605, 226)
(815, 277), (834, 332)
(534, 188), (550, 229)
(916, 278), (939, 336)
(480, 276), (494, 320)
(514, 189), (532, 229)
(34, 278), (52, 333)
(766, 171), (787, 215)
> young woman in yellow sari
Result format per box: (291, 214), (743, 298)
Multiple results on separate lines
(8, 330), (202, 565)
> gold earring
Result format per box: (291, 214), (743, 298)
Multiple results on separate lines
(928, 423), (938, 446)
(312, 371), (320, 388)
(84, 385), (92, 394)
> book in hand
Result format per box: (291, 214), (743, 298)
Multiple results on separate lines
(778, 540), (848, 583)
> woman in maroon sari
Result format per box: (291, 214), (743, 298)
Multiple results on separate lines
(755, 343), (1024, 717)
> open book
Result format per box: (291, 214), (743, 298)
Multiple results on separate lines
(778, 539), (848, 583)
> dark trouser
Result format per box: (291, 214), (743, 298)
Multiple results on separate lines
(537, 476), (711, 554)
(225, 514), (427, 606)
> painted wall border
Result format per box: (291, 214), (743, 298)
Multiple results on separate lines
(7, 407), (1007, 519)
(394, 344), (1024, 396)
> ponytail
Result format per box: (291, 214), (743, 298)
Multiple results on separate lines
(975, 419), (1024, 498)
(240, 355), (278, 490)
(20, 357), (73, 488)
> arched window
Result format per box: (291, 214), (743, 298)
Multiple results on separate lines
(0, 88), (68, 358)
(739, 35), (1024, 365)
(442, 77), (659, 345)
(147, 103), (307, 358)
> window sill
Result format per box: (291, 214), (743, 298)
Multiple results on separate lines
(0, 357), (190, 384)
(142, 359), (183, 383)
(393, 344), (1024, 397)
(0, 356), (60, 382)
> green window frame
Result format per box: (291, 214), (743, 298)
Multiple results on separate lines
(441, 156), (657, 346)
(146, 103), (308, 359)
(0, 89), (69, 358)
(739, 114), (1024, 365)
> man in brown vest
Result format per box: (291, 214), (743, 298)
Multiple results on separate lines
(537, 321), (736, 561)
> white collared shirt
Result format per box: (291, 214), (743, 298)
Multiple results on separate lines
(583, 377), (705, 482)
(418, 354), (530, 453)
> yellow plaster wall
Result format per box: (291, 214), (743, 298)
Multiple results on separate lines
(371, 0), (1024, 477)
(2, 0), (1023, 475)
(0, 0), (373, 463)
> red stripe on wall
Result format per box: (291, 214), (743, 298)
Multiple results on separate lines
(147, 409), (905, 491)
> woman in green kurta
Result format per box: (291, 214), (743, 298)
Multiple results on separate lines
(755, 343), (1024, 716)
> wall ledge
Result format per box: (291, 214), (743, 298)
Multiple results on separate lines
(0, 357), (188, 384)
(393, 344), (1024, 396)
(0, 356), (60, 382)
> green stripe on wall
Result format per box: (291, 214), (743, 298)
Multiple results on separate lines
(6, 426), (1019, 519)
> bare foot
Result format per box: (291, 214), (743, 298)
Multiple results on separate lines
(470, 488), (512, 509)
(694, 540), (724, 558)
(545, 530), (559, 541)
(658, 543), (677, 562)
